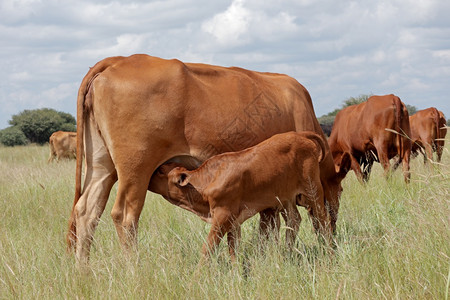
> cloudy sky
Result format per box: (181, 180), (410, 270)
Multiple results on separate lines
(1, 0), (449, 129)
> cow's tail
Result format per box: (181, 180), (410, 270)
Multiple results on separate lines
(393, 96), (404, 160)
(431, 107), (441, 149)
(301, 131), (326, 163)
(66, 56), (123, 252)
(393, 96), (411, 182)
(47, 134), (55, 163)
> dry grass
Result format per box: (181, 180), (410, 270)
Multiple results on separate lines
(0, 143), (449, 299)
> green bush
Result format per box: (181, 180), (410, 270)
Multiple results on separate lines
(59, 122), (77, 132)
(0, 126), (28, 146)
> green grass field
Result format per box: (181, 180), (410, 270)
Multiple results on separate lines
(0, 144), (449, 299)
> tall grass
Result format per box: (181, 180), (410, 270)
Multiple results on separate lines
(0, 144), (449, 299)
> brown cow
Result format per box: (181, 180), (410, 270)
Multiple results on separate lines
(328, 94), (411, 182)
(48, 131), (77, 163)
(410, 107), (447, 163)
(67, 54), (350, 264)
(149, 131), (329, 261)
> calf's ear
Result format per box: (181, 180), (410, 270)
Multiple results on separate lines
(176, 172), (190, 187)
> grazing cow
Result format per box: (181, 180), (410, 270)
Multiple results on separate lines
(48, 131), (77, 163)
(328, 94), (411, 182)
(149, 132), (329, 261)
(410, 107), (447, 163)
(67, 54), (350, 264)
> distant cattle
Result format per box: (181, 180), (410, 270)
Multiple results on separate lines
(410, 107), (447, 163)
(67, 54), (349, 264)
(48, 131), (77, 163)
(328, 94), (411, 182)
(149, 131), (331, 261)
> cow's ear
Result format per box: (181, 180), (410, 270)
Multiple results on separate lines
(176, 172), (190, 187)
(337, 152), (351, 176)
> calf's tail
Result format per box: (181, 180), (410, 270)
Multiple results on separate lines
(301, 131), (326, 163)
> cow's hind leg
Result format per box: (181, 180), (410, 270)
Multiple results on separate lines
(110, 149), (157, 252)
(401, 143), (411, 183)
(74, 123), (117, 265)
(48, 150), (56, 163)
(374, 141), (391, 179)
(436, 143), (444, 163)
(423, 140), (434, 163)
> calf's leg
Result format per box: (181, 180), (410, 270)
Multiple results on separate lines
(280, 201), (301, 248)
(202, 207), (234, 259)
(227, 224), (241, 262)
(302, 174), (332, 243)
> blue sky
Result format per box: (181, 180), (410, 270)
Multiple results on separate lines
(1, 0), (449, 129)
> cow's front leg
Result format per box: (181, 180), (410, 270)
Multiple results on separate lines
(349, 154), (365, 183)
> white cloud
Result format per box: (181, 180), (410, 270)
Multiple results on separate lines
(10, 71), (31, 81)
(202, 0), (300, 47)
(82, 34), (147, 59)
(202, 0), (250, 46)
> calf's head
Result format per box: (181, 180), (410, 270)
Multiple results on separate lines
(148, 162), (183, 198)
(167, 167), (199, 203)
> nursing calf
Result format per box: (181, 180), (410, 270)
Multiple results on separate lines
(150, 131), (331, 261)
